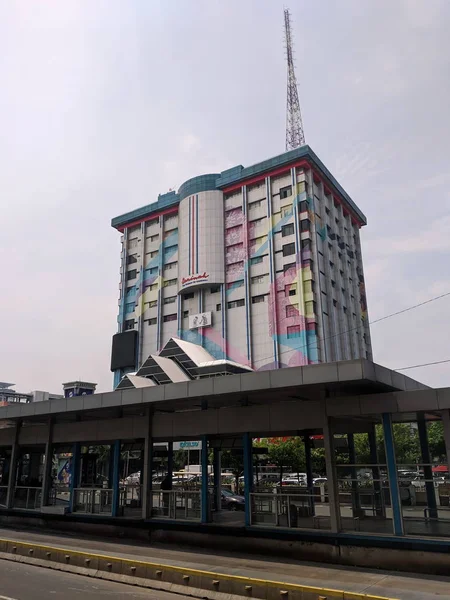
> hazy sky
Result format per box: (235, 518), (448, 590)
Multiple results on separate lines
(1, 0), (449, 393)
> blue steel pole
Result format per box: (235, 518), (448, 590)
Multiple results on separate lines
(382, 413), (404, 536)
(111, 440), (121, 517)
(201, 435), (209, 523)
(69, 442), (80, 513)
(243, 433), (253, 527)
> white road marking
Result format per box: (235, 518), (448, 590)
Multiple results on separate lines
(0, 595), (20, 600)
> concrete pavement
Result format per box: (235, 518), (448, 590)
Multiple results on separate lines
(0, 559), (192, 600)
(1, 527), (450, 599)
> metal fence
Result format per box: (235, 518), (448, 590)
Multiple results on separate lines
(151, 490), (201, 521)
(73, 488), (113, 515)
(120, 484), (142, 517)
(0, 485), (7, 507)
(13, 486), (42, 510)
(250, 491), (330, 529)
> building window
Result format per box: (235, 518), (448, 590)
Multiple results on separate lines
(329, 261), (334, 269)
(163, 296), (176, 305)
(127, 269), (137, 280)
(343, 306), (347, 314)
(299, 200), (308, 213)
(165, 261), (177, 271)
(301, 239), (311, 251)
(128, 238), (138, 249)
(149, 250), (158, 258)
(251, 274), (267, 284)
(284, 262), (296, 273)
(333, 299), (338, 307)
(127, 254), (138, 265)
(250, 256), (264, 265)
(210, 285), (220, 293)
(300, 219), (310, 232)
(286, 303), (298, 317)
(227, 280), (244, 289)
(149, 300), (157, 308)
(163, 278), (177, 288)
(165, 228), (178, 237)
(287, 325), (301, 339)
(325, 207), (330, 216)
(125, 319), (135, 330)
(163, 314), (177, 322)
(252, 294), (267, 304)
(285, 285), (296, 297)
(146, 317), (157, 326)
(183, 310), (189, 318)
(340, 269), (344, 277)
(216, 303), (222, 311)
(149, 234), (159, 242)
(164, 244), (177, 254)
(281, 223), (294, 237)
(248, 199), (263, 210)
(227, 299), (245, 309)
(126, 286), (135, 295)
(306, 322), (316, 331)
(331, 280), (336, 288)
(283, 242), (295, 257)
(306, 300), (316, 314)
(145, 266), (158, 277)
(125, 302), (135, 314)
(280, 185), (292, 199)
(184, 292), (194, 300)
(147, 217), (159, 227)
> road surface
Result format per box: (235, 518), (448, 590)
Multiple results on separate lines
(0, 559), (192, 600)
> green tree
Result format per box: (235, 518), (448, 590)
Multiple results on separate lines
(266, 438), (305, 486)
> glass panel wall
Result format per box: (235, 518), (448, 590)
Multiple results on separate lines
(394, 413), (450, 537)
(334, 419), (393, 535)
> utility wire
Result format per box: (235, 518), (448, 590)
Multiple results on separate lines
(395, 359), (450, 371)
(251, 290), (450, 366)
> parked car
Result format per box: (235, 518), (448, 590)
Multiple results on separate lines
(221, 489), (245, 511)
(313, 477), (327, 486)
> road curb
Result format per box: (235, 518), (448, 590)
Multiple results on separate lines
(0, 537), (398, 600)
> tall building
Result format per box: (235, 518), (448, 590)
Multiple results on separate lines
(111, 145), (371, 387)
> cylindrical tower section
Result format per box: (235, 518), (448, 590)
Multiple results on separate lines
(177, 174), (225, 293)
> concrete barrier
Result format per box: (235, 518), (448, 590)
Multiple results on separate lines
(0, 536), (398, 600)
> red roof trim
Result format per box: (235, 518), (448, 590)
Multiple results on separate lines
(117, 206), (178, 233)
(222, 159), (363, 226)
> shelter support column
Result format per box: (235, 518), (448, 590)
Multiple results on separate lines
(323, 416), (340, 533)
(167, 442), (173, 485)
(348, 433), (361, 513)
(69, 442), (81, 513)
(304, 433), (315, 516)
(441, 410), (450, 471)
(369, 423), (384, 517)
(417, 413), (437, 519)
(6, 421), (21, 509)
(142, 408), (153, 520)
(213, 448), (221, 513)
(41, 417), (53, 508)
(111, 440), (121, 517)
(382, 413), (404, 535)
(243, 433), (253, 527)
(201, 435), (209, 523)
